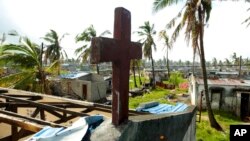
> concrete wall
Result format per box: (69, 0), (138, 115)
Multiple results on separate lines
(90, 82), (107, 102)
(62, 79), (106, 102)
(91, 106), (196, 141)
(62, 79), (91, 100)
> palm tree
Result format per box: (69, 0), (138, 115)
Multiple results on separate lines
(242, 7), (250, 27)
(43, 29), (68, 75)
(135, 21), (157, 89)
(231, 52), (239, 66)
(0, 33), (6, 45)
(218, 60), (223, 70)
(224, 58), (231, 67)
(153, 0), (223, 130)
(0, 37), (57, 93)
(131, 60), (138, 88)
(212, 57), (218, 69)
(135, 60), (143, 85)
(159, 30), (172, 78)
(75, 25), (111, 74)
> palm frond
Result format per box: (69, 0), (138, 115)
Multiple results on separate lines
(242, 16), (250, 27)
(76, 25), (97, 42)
(74, 45), (88, 55)
(0, 71), (33, 88)
(14, 72), (36, 89)
(8, 30), (19, 36)
(59, 33), (69, 43)
(152, 0), (183, 13)
(166, 9), (183, 29)
(99, 30), (111, 37)
(45, 60), (59, 74)
(202, 0), (212, 22)
(170, 23), (183, 44)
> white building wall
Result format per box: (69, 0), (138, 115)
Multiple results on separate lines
(70, 79), (91, 100)
(90, 82), (107, 102)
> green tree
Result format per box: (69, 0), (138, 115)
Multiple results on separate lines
(135, 21), (157, 89)
(153, 0), (222, 130)
(43, 29), (68, 75)
(75, 25), (110, 74)
(159, 30), (172, 78)
(0, 37), (57, 93)
(169, 71), (184, 87)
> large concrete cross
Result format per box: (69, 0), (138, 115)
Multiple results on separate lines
(90, 7), (142, 126)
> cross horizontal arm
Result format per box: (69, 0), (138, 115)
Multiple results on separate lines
(91, 37), (119, 63)
(91, 37), (142, 64)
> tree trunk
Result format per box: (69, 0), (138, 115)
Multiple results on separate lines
(192, 49), (195, 75)
(132, 61), (137, 88)
(166, 47), (170, 79)
(136, 61), (142, 85)
(151, 51), (156, 89)
(198, 6), (223, 131)
(96, 64), (100, 74)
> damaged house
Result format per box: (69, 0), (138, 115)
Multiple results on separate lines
(60, 72), (107, 102)
(189, 74), (250, 120)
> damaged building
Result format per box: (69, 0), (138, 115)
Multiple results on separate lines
(189, 74), (250, 120)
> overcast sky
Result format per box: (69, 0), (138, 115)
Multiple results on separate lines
(0, 0), (250, 62)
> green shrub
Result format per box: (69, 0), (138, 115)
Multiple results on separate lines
(168, 72), (185, 87)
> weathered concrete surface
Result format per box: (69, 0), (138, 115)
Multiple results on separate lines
(91, 106), (196, 141)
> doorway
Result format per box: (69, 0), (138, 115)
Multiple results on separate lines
(82, 84), (87, 100)
(240, 93), (249, 120)
(210, 88), (223, 110)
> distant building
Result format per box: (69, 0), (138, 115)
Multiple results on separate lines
(144, 69), (169, 82)
(189, 75), (250, 120)
(60, 72), (107, 102)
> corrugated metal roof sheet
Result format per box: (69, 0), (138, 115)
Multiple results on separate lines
(195, 78), (250, 86)
(60, 72), (90, 79)
(26, 115), (103, 141)
(136, 102), (188, 114)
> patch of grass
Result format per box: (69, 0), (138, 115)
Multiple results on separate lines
(175, 87), (188, 94)
(129, 87), (174, 109)
(196, 111), (241, 141)
(129, 75), (148, 89)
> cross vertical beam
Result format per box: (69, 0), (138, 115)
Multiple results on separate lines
(91, 7), (142, 126)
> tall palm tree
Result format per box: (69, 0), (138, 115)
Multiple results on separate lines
(159, 30), (172, 78)
(0, 37), (57, 93)
(75, 25), (111, 74)
(212, 57), (218, 69)
(131, 59), (138, 88)
(242, 7), (250, 27)
(43, 29), (68, 75)
(136, 60), (143, 85)
(224, 58), (231, 67)
(231, 52), (239, 66)
(0, 33), (6, 45)
(153, 0), (223, 130)
(135, 21), (157, 89)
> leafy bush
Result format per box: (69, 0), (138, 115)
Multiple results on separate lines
(168, 72), (185, 87)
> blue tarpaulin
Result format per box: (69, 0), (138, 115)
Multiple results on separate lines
(136, 102), (188, 114)
(26, 115), (103, 141)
